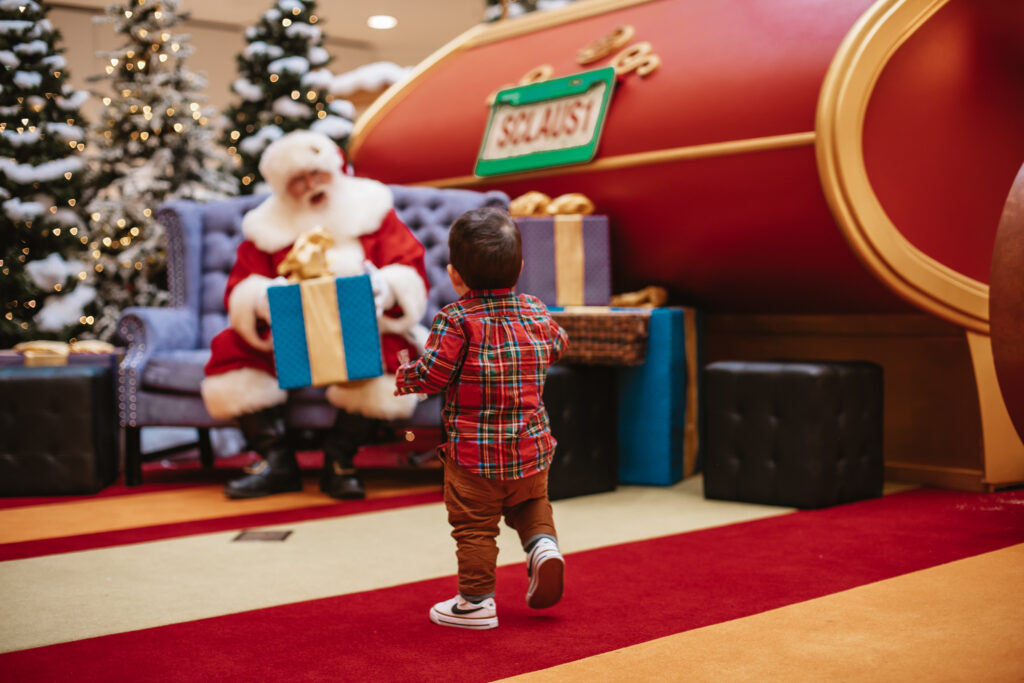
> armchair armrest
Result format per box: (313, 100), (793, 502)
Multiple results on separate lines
(117, 306), (199, 353)
(116, 306), (200, 428)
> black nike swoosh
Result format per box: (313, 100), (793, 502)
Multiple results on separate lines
(450, 604), (485, 615)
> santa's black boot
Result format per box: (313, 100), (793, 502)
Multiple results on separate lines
(320, 411), (377, 500)
(225, 405), (302, 499)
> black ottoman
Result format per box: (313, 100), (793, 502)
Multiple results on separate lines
(0, 365), (117, 495)
(544, 363), (617, 501)
(703, 360), (883, 509)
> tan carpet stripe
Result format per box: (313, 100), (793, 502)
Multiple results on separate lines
(500, 543), (1024, 682)
(0, 480), (442, 544)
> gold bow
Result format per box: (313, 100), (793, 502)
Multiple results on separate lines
(277, 227), (335, 282)
(509, 192), (595, 217)
(610, 286), (669, 308)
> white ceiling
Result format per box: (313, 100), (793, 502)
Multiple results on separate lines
(55, 0), (487, 65)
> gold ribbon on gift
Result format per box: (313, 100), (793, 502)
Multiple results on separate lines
(553, 214), (586, 306)
(299, 276), (350, 385)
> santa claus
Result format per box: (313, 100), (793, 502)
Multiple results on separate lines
(201, 130), (429, 500)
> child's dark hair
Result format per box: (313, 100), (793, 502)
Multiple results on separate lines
(448, 206), (522, 290)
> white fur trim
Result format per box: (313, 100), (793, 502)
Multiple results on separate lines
(242, 175), (393, 253)
(229, 275), (274, 351)
(201, 368), (286, 420)
(259, 130), (343, 196)
(326, 238), (366, 277)
(325, 375), (419, 420)
(376, 263), (428, 335)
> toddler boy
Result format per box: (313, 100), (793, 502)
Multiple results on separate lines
(395, 206), (569, 630)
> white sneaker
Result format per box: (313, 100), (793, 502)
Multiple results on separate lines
(526, 538), (564, 609)
(429, 595), (498, 630)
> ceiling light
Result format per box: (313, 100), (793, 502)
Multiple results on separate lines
(367, 15), (397, 30)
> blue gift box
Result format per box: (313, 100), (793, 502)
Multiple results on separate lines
(549, 305), (704, 485)
(616, 307), (704, 485)
(268, 274), (383, 390)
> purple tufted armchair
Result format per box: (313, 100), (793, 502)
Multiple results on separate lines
(116, 186), (509, 485)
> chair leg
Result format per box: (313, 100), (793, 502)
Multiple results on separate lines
(198, 428), (215, 468)
(125, 425), (142, 486)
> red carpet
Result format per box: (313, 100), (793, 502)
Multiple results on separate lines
(2, 487), (1022, 681)
(0, 445), (435, 510)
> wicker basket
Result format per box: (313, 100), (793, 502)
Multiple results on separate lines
(551, 308), (650, 366)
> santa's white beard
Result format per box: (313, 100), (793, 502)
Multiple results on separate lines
(281, 178), (347, 235)
(243, 172), (394, 254)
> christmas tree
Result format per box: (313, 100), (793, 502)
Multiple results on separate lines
(484, 0), (576, 22)
(224, 0), (353, 193)
(85, 0), (237, 340)
(0, 0), (93, 347)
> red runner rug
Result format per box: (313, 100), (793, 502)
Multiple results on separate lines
(0, 447), (432, 510)
(2, 487), (1022, 681)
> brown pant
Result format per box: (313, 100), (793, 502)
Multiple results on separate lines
(443, 458), (557, 599)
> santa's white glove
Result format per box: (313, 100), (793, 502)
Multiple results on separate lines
(256, 276), (289, 324)
(365, 261), (395, 317)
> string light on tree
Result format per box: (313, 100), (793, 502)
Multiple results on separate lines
(83, 0), (236, 340)
(223, 0), (353, 193)
(0, 0), (93, 345)
(483, 0), (578, 23)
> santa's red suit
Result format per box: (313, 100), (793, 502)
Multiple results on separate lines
(201, 131), (429, 423)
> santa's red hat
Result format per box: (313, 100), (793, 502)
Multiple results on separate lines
(258, 130), (347, 195)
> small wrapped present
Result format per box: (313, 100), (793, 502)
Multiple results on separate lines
(616, 307), (704, 485)
(268, 274), (383, 390)
(516, 214), (611, 307)
(4, 340), (120, 367)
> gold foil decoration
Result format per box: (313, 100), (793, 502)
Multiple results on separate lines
(577, 25), (635, 65)
(611, 42), (660, 77)
(277, 227), (335, 282)
(521, 64), (555, 84)
(610, 286), (669, 308)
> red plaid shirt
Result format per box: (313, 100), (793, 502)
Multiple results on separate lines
(394, 288), (568, 479)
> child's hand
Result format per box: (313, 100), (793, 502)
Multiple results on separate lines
(391, 348), (411, 395)
(393, 349), (411, 397)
